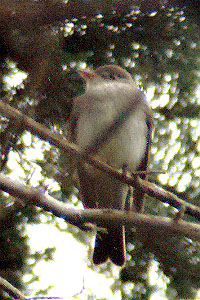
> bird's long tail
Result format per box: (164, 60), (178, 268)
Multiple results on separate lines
(93, 225), (126, 266)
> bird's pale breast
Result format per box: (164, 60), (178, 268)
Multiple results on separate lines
(75, 81), (148, 172)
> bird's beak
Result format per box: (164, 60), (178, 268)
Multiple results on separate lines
(78, 69), (98, 81)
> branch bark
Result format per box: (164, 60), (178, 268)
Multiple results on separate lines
(0, 0), (197, 28)
(0, 0), (141, 27)
(0, 276), (25, 300)
(0, 172), (199, 242)
(0, 100), (199, 221)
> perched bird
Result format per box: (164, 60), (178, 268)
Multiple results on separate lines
(69, 65), (153, 266)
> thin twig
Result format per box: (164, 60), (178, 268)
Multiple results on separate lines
(82, 90), (142, 156)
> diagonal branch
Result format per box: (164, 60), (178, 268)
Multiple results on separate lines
(139, 179), (200, 220)
(0, 172), (199, 242)
(0, 100), (199, 221)
(0, 0), (141, 27)
(0, 275), (25, 300)
(82, 90), (142, 156)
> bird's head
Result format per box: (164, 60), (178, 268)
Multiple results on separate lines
(78, 64), (133, 86)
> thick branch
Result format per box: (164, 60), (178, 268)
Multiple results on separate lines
(0, 100), (199, 220)
(0, 0), (141, 27)
(0, 173), (199, 242)
(0, 0), (197, 28)
(0, 276), (25, 300)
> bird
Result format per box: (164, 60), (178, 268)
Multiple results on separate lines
(69, 64), (153, 266)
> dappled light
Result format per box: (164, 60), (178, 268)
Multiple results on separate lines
(0, 1), (199, 300)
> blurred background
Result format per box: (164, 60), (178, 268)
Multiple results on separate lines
(0, 0), (200, 299)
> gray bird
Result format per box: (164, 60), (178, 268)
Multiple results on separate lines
(69, 64), (153, 266)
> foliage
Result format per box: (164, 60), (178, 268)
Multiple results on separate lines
(0, 0), (199, 299)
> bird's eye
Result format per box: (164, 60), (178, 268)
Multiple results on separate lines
(109, 74), (116, 80)
(101, 72), (118, 80)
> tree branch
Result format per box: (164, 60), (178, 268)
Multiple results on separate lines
(0, 0), (197, 29)
(0, 0), (141, 27)
(0, 276), (26, 300)
(0, 100), (199, 221)
(138, 179), (200, 220)
(0, 173), (199, 242)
